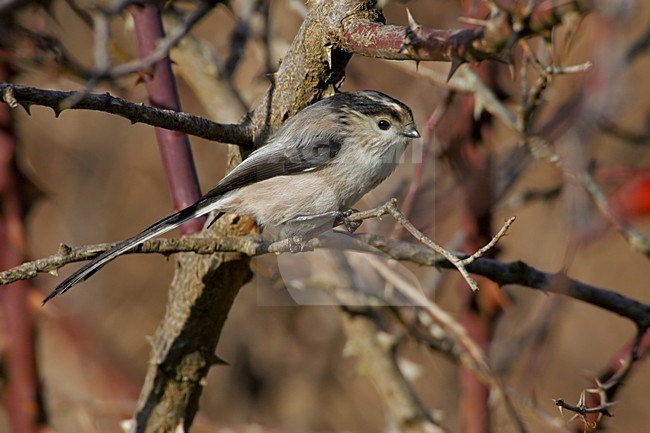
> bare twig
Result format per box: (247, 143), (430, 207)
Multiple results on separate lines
(163, 7), (250, 117)
(382, 199), (482, 292)
(5, 212), (647, 332)
(340, 311), (445, 433)
(460, 216), (516, 265)
(111, 1), (218, 79)
(529, 137), (650, 258)
(365, 254), (527, 433)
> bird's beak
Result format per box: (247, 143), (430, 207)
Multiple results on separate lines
(403, 124), (420, 139)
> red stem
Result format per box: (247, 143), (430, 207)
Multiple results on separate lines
(451, 4), (505, 431)
(129, 3), (203, 234)
(0, 61), (43, 433)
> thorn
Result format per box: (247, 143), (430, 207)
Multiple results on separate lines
(264, 71), (277, 85)
(400, 11), (421, 60)
(57, 243), (72, 255)
(43, 0), (60, 25)
(473, 97), (485, 121)
(399, 40), (418, 58)
(53, 105), (64, 118)
(324, 43), (332, 70)
(504, 29), (520, 52)
(458, 16), (489, 27)
(208, 353), (229, 366)
(447, 55), (465, 81)
(488, 52), (513, 66)
(568, 413), (581, 423)
(406, 8), (419, 31)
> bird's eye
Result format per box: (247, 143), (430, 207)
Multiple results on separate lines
(377, 119), (392, 130)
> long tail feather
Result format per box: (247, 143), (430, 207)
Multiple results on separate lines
(44, 200), (216, 304)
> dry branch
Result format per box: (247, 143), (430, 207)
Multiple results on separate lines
(4, 230), (648, 331)
(337, 0), (591, 68)
(0, 83), (252, 146)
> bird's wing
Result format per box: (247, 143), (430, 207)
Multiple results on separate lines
(200, 129), (344, 201)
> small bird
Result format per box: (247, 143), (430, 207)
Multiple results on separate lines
(44, 90), (420, 303)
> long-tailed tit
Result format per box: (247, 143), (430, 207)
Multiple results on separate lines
(45, 90), (420, 302)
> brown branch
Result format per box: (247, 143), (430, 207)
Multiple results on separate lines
(0, 82), (253, 147)
(339, 22), (461, 61)
(368, 200), (481, 292)
(336, 0), (591, 66)
(338, 303), (443, 432)
(5, 232), (648, 331)
(553, 396), (614, 422)
(574, 328), (650, 430)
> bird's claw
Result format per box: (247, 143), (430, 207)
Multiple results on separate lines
(288, 236), (302, 253)
(288, 236), (314, 253)
(335, 208), (361, 233)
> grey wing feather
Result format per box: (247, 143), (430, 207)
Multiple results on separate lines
(201, 130), (344, 200)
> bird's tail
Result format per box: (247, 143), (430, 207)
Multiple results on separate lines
(43, 198), (219, 304)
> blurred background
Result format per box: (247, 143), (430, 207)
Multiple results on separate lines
(1, 0), (650, 431)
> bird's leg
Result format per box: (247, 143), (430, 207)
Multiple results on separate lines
(334, 208), (361, 233)
(287, 209), (362, 233)
(288, 235), (305, 253)
(283, 209), (362, 253)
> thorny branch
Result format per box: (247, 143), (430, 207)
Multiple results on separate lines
(338, 0), (590, 75)
(554, 328), (649, 430)
(354, 255), (527, 433)
(3, 201), (648, 331)
(0, 83), (252, 146)
(0, 0), (593, 149)
(407, 24), (650, 263)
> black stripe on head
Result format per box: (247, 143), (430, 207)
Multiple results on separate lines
(328, 90), (413, 122)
